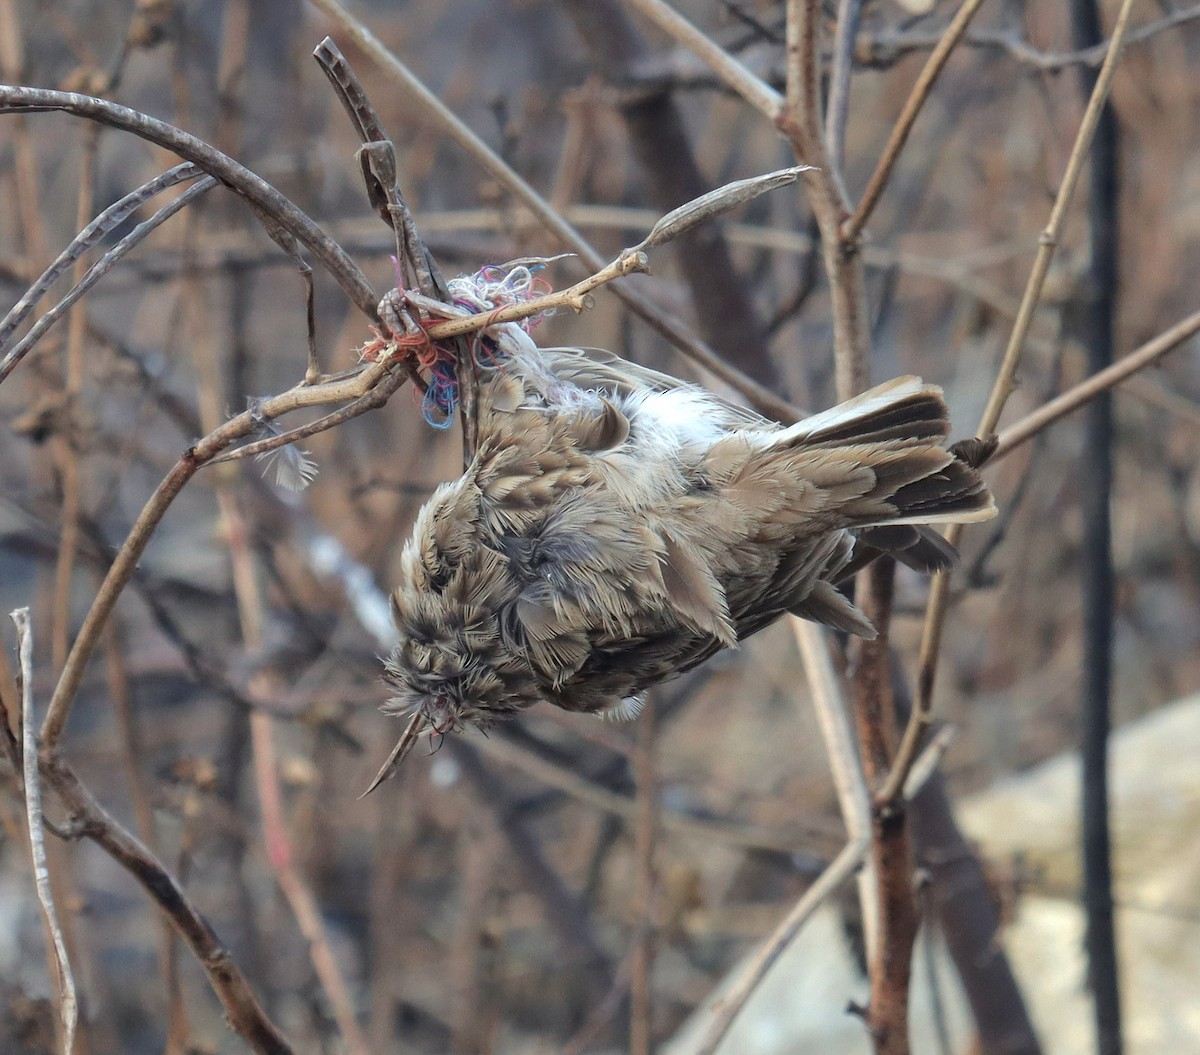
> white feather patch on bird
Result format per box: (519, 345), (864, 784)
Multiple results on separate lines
(598, 695), (645, 721)
(618, 387), (728, 452)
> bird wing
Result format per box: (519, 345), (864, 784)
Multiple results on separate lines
(536, 346), (773, 432)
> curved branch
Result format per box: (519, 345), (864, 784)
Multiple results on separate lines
(0, 86), (379, 318)
(41, 752), (293, 1055)
(39, 357), (404, 746)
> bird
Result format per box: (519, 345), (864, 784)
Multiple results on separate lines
(366, 316), (996, 791)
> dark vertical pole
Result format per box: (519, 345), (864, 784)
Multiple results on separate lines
(1069, 3), (1122, 1052)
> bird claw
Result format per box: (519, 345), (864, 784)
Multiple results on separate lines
(377, 287), (423, 338)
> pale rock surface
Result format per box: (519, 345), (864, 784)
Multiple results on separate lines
(668, 692), (1200, 1054)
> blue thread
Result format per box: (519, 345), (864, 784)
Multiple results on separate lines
(421, 358), (459, 429)
(420, 263), (555, 429)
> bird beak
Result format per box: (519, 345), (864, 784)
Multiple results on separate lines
(359, 710), (426, 798)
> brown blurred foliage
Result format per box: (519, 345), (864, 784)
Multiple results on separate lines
(0, 1), (1198, 1052)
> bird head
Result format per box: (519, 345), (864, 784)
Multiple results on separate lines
(361, 479), (541, 795)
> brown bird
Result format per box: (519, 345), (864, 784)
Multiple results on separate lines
(369, 322), (995, 789)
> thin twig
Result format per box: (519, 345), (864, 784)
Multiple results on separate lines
(844, 0), (988, 242)
(825, 0), (864, 171)
(416, 248), (651, 339)
(313, 40), (476, 460)
(781, 0), (867, 397)
(619, 0), (783, 119)
(51, 122), (100, 674)
(791, 618), (879, 960)
(917, 872), (954, 1055)
(901, 725), (956, 801)
(979, 0), (1138, 442)
(0, 176), (219, 384)
(857, 5), (1200, 73)
(0, 163), (202, 353)
(630, 698), (657, 1055)
(13, 609), (78, 1055)
(563, 0), (779, 384)
(0, 86), (380, 319)
(993, 306), (1200, 457)
(306, 2), (800, 422)
(880, 0), (1139, 808)
(690, 836), (870, 1055)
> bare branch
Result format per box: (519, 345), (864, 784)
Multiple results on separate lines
(857, 5), (1200, 72)
(620, 0), (783, 119)
(690, 836), (870, 1055)
(0, 162), (202, 352)
(843, 0), (988, 242)
(792, 618), (879, 959)
(40, 753), (294, 1054)
(884, 0), (1139, 809)
(995, 306), (1200, 458)
(0, 176), (218, 384)
(0, 86), (380, 318)
(825, 0), (864, 171)
(12, 609), (78, 1055)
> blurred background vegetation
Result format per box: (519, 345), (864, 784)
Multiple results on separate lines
(1, 1), (1198, 1052)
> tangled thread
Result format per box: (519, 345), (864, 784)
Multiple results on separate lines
(361, 262), (554, 429)
(446, 264), (553, 325)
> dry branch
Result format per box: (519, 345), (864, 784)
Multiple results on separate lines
(691, 836), (871, 1055)
(39, 753), (294, 1054)
(308, 1), (800, 421)
(12, 609), (78, 1055)
(885, 0), (1139, 808)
